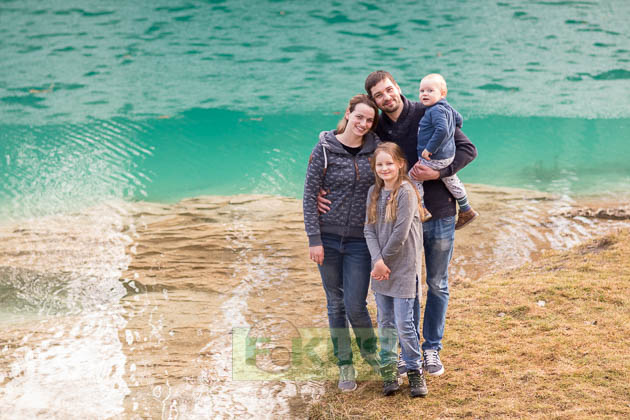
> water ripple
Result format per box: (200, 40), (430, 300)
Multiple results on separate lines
(0, 119), (153, 220)
(1, 0), (628, 120)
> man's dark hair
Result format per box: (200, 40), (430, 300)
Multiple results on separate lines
(364, 70), (397, 98)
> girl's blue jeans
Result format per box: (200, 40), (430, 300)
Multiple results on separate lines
(375, 292), (423, 371)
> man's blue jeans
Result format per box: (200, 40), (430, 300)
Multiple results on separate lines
(375, 293), (422, 371)
(318, 233), (377, 366)
(421, 215), (455, 351)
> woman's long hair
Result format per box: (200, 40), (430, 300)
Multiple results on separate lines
(366, 142), (422, 224)
(336, 94), (379, 134)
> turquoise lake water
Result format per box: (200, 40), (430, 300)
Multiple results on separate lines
(1, 0), (630, 220)
(2, 2), (630, 416)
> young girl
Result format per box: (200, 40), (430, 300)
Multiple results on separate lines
(364, 142), (428, 398)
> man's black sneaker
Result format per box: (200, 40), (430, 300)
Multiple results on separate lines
(407, 369), (428, 398)
(423, 349), (445, 376)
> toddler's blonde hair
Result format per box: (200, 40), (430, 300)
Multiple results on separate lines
(421, 73), (448, 96)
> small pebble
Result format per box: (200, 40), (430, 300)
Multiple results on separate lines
(537, 300), (546, 307)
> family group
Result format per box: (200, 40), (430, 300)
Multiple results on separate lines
(303, 70), (478, 397)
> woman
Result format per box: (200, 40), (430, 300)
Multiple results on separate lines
(303, 94), (380, 392)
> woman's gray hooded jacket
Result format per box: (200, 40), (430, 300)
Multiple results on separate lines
(303, 130), (379, 246)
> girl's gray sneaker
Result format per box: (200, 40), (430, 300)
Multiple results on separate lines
(338, 365), (357, 392)
(408, 369), (428, 398)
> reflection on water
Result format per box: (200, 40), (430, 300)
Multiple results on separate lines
(0, 204), (131, 418)
(1, 311), (129, 418)
(0, 196), (327, 419)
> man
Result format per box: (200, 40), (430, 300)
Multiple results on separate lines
(318, 70), (477, 376)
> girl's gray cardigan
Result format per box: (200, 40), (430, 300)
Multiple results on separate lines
(364, 181), (423, 299)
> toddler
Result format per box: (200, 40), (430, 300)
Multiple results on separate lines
(413, 73), (478, 229)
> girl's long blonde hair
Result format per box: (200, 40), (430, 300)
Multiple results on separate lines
(366, 142), (422, 224)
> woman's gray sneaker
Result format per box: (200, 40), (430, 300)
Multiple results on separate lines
(422, 349), (445, 376)
(338, 365), (357, 392)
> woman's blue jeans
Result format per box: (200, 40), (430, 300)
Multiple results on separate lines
(318, 233), (377, 367)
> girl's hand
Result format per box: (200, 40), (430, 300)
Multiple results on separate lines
(421, 149), (432, 160)
(309, 245), (324, 265)
(371, 259), (390, 281)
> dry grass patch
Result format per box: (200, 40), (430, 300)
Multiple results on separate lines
(307, 229), (630, 419)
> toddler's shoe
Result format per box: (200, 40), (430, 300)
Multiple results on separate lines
(455, 208), (478, 230)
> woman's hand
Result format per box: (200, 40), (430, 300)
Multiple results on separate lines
(371, 259), (390, 281)
(421, 149), (432, 161)
(309, 245), (324, 265)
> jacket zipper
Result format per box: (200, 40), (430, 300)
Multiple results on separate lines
(344, 154), (360, 236)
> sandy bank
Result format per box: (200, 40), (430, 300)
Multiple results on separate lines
(0, 185), (629, 418)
